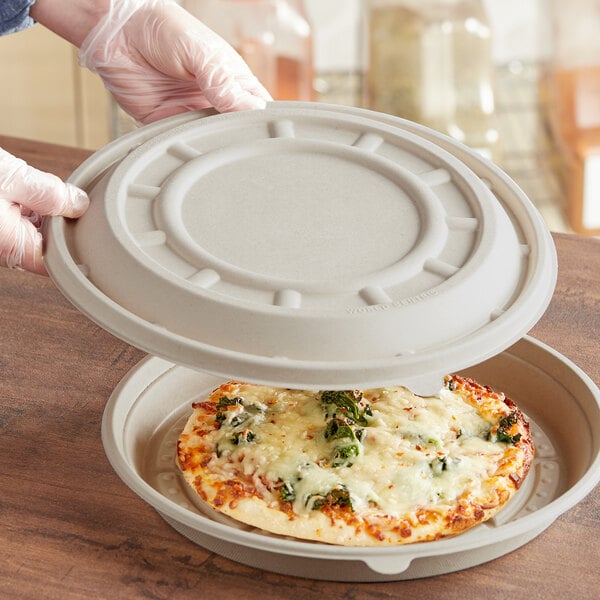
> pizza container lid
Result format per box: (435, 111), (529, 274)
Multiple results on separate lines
(101, 335), (600, 580)
(44, 102), (557, 391)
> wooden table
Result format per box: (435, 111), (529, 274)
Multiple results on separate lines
(1, 135), (599, 599)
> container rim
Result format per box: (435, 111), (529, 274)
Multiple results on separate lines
(100, 335), (600, 564)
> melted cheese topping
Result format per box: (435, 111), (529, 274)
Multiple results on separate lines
(184, 384), (511, 517)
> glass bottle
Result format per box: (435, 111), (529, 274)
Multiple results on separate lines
(182, 0), (315, 102)
(547, 0), (600, 234)
(363, 0), (499, 161)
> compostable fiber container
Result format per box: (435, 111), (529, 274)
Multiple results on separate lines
(44, 103), (600, 580)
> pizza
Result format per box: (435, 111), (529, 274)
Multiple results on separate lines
(176, 375), (534, 546)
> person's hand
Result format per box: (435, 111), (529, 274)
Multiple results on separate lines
(0, 147), (89, 274)
(78, 0), (273, 124)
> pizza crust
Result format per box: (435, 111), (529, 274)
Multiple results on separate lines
(177, 376), (534, 546)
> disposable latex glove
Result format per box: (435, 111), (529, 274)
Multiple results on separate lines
(78, 0), (273, 124)
(0, 147), (89, 274)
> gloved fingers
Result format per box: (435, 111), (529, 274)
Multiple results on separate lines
(166, 13), (273, 113)
(133, 0), (273, 110)
(134, 87), (214, 125)
(188, 36), (273, 113)
(0, 147), (89, 218)
(21, 206), (43, 229)
(132, 65), (270, 124)
(0, 198), (46, 275)
(78, 0), (272, 124)
(194, 57), (272, 114)
(88, 66), (217, 125)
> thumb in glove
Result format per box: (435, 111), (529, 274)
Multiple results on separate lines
(0, 147), (89, 274)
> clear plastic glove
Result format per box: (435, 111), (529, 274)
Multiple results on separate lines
(0, 147), (89, 274)
(78, 0), (273, 124)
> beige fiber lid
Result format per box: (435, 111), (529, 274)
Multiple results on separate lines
(44, 103), (557, 390)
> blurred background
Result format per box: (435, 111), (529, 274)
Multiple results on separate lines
(0, 0), (598, 236)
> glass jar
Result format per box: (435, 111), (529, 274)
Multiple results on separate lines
(549, 0), (600, 139)
(182, 0), (315, 101)
(547, 0), (600, 234)
(363, 0), (499, 161)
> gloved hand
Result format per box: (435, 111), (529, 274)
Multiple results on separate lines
(78, 0), (273, 124)
(0, 147), (89, 274)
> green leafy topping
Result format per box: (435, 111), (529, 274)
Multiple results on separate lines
(215, 426), (257, 457)
(215, 396), (244, 428)
(320, 390), (372, 425)
(279, 481), (296, 503)
(495, 411), (522, 444)
(429, 456), (448, 476)
(496, 431), (521, 444)
(216, 396), (243, 410)
(498, 411), (518, 429)
(320, 391), (372, 468)
(231, 429), (256, 445)
(229, 414), (249, 428)
(429, 456), (461, 476)
(332, 443), (361, 467)
(324, 418), (355, 441)
(307, 485), (354, 511)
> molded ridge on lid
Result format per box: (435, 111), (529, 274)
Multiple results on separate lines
(45, 103), (557, 389)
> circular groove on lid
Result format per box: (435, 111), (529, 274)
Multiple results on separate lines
(45, 103), (557, 389)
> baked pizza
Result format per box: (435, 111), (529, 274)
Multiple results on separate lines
(176, 375), (534, 546)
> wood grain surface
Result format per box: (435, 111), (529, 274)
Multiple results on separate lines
(1, 134), (599, 599)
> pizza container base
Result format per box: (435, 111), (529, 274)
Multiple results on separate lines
(102, 335), (600, 581)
